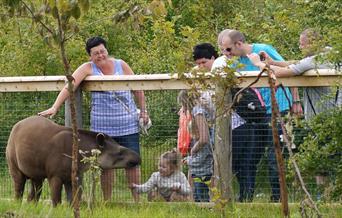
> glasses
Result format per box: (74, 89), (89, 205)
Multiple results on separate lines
(223, 47), (232, 52)
(91, 49), (107, 57)
(221, 45), (233, 53)
(221, 42), (237, 53)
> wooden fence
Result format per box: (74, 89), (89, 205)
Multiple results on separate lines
(0, 69), (340, 202)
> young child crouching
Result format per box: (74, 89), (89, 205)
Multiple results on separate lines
(131, 149), (191, 202)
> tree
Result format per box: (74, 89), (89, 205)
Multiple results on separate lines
(1, 0), (91, 216)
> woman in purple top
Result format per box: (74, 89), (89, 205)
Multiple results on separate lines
(39, 36), (149, 202)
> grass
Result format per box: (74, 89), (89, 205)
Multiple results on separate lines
(0, 200), (342, 218)
(0, 137), (339, 218)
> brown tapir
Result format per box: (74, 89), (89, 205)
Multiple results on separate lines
(6, 115), (141, 206)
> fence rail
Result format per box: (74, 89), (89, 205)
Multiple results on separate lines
(0, 69), (340, 92)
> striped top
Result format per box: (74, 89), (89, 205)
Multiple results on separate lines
(187, 104), (214, 177)
(90, 59), (139, 136)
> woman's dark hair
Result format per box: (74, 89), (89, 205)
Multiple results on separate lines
(192, 43), (218, 61)
(85, 36), (107, 55)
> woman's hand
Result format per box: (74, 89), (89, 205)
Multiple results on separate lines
(38, 106), (58, 118)
(139, 110), (149, 125)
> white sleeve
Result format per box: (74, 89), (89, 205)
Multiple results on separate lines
(288, 56), (317, 75)
(211, 55), (228, 71)
(178, 172), (191, 195)
(134, 172), (158, 193)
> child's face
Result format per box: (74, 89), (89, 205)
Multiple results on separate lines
(158, 158), (175, 177)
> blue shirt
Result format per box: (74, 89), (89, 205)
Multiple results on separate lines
(239, 43), (292, 114)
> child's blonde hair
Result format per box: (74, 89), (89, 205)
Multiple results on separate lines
(160, 148), (182, 171)
(177, 90), (199, 111)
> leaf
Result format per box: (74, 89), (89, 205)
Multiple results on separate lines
(33, 12), (43, 22)
(52, 32), (60, 44)
(71, 5), (81, 19)
(3, 0), (20, 8)
(48, 0), (56, 8)
(71, 23), (80, 33)
(52, 6), (59, 19)
(79, 0), (90, 12)
(58, 0), (71, 13)
(0, 14), (8, 23)
(148, 0), (167, 18)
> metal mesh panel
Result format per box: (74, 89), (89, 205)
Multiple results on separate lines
(0, 86), (340, 203)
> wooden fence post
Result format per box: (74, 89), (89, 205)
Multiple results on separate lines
(65, 87), (83, 128)
(214, 85), (233, 201)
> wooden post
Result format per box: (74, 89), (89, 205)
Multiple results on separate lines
(65, 87), (83, 128)
(267, 69), (289, 217)
(214, 85), (233, 201)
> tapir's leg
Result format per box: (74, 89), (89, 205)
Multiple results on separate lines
(64, 176), (83, 204)
(48, 177), (63, 206)
(14, 176), (26, 200)
(28, 179), (44, 202)
(8, 164), (26, 200)
(64, 183), (72, 203)
(101, 169), (114, 201)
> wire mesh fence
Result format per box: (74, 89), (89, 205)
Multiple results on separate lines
(0, 79), (340, 204)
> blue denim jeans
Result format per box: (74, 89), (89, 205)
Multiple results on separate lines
(112, 133), (140, 156)
(232, 123), (265, 202)
(192, 175), (211, 202)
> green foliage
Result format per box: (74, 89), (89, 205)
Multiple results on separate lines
(80, 148), (102, 209)
(1, 0), (341, 76)
(293, 107), (342, 201)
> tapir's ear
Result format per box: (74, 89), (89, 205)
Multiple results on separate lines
(96, 133), (105, 148)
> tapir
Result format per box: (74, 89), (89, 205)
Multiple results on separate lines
(6, 116), (141, 206)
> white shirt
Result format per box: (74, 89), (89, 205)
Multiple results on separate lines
(211, 55), (246, 129)
(134, 171), (191, 199)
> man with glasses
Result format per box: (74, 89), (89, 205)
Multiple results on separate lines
(217, 29), (293, 202)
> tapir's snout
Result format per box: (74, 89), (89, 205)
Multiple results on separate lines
(99, 145), (141, 170)
(126, 154), (141, 168)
